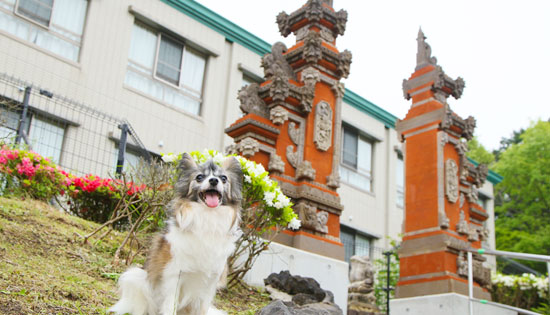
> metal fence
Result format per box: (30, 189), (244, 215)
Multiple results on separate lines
(0, 72), (152, 177)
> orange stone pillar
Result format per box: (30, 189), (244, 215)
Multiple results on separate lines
(394, 29), (491, 299)
(225, 0), (351, 260)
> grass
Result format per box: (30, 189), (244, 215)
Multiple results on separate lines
(0, 197), (270, 314)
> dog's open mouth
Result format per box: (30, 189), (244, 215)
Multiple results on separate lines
(200, 190), (222, 208)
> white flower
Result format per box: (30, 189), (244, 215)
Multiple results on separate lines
(263, 191), (276, 206)
(162, 153), (177, 163)
(287, 217), (301, 230)
(244, 175), (251, 183)
(212, 152), (224, 165)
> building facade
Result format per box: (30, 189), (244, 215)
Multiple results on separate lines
(0, 0), (501, 301)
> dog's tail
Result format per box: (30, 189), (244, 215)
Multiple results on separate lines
(109, 267), (155, 315)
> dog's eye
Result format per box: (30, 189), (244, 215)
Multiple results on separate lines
(195, 174), (204, 182)
(220, 175), (228, 184)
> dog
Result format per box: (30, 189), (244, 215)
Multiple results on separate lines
(109, 153), (243, 315)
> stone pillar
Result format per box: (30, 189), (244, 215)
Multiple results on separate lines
(394, 29), (491, 299)
(225, 0), (352, 260)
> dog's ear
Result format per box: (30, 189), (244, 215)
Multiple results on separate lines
(175, 153), (198, 197)
(178, 153), (198, 172)
(223, 156), (243, 204)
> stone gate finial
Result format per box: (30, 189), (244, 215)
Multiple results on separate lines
(403, 29), (465, 103)
(416, 27), (437, 70)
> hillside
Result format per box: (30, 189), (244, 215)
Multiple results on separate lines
(0, 197), (269, 314)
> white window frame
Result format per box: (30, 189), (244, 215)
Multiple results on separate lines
(14, 0), (54, 28)
(126, 21), (207, 116)
(396, 152), (404, 208)
(153, 33), (185, 89)
(340, 124), (375, 192)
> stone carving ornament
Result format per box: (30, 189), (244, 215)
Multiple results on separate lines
(262, 42), (295, 80)
(296, 160), (316, 181)
(269, 106), (288, 125)
(445, 159), (459, 203)
(268, 153), (285, 174)
(303, 31), (322, 63)
(238, 83), (268, 118)
(286, 145), (299, 168)
(313, 101), (333, 151)
(457, 210), (469, 235)
(288, 122), (301, 145)
(337, 50), (352, 78)
(300, 67), (320, 113)
(237, 137), (260, 157)
(296, 202), (328, 234)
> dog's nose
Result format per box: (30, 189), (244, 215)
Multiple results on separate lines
(209, 178), (219, 186)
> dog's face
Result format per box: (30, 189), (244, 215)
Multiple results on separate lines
(175, 153), (243, 208)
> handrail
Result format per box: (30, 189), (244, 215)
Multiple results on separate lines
(466, 248), (550, 315)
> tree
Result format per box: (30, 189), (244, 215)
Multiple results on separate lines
(493, 120), (550, 273)
(467, 136), (495, 166)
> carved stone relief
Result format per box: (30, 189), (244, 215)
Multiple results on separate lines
(268, 153), (285, 174)
(269, 68), (290, 102)
(468, 224), (480, 242)
(237, 137), (260, 157)
(445, 159), (459, 203)
(456, 210), (469, 235)
(457, 251), (491, 288)
(238, 83), (268, 118)
(326, 173), (340, 189)
(313, 101), (333, 151)
(300, 67), (321, 113)
(303, 31), (322, 63)
(288, 122), (301, 145)
(440, 212), (450, 229)
(337, 50), (352, 78)
(286, 145), (299, 169)
(262, 42), (295, 80)
(269, 106), (288, 125)
(416, 28), (438, 70)
(467, 185), (479, 203)
(296, 160), (316, 181)
(296, 202), (328, 234)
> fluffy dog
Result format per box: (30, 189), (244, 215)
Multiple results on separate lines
(110, 153), (243, 315)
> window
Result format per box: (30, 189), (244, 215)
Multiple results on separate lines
(341, 225), (374, 263)
(28, 116), (65, 163)
(125, 23), (207, 116)
(16, 0), (53, 26)
(396, 153), (404, 207)
(0, 105), (66, 163)
(0, 107), (20, 142)
(0, 0), (88, 61)
(340, 125), (373, 191)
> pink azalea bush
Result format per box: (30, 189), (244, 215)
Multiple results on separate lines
(0, 146), (147, 225)
(0, 146), (70, 200)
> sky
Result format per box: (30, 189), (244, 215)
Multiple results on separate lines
(196, 0), (550, 151)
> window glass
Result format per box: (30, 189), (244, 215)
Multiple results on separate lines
(156, 35), (183, 85)
(50, 0), (87, 35)
(355, 234), (371, 258)
(129, 23), (157, 71)
(28, 117), (65, 163)
(17, 0), (53, 27)
(396, 154), (404, 207)
(181, 47), (206, 95)
(340, 229), (355, 263)
(242, 74), (254, 87)
(126, 23), (206, 116)
(342, 127), (357, 168)
(357, 136), (372, 175)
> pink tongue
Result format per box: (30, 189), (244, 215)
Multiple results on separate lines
(205, 192), (220, 208)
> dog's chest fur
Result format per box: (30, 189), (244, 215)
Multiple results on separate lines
(147, 199), (237, 304)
